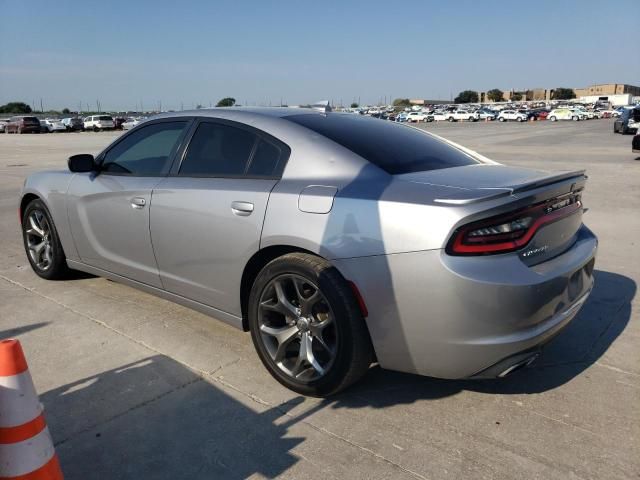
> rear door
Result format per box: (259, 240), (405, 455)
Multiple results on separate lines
(67, 119), (191, 286)
(150, 119), (288, 316)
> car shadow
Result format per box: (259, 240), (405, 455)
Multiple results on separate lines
(324, 269), (635, 407)
(0, 321), (49, 339)
(42, 355), (317, 480)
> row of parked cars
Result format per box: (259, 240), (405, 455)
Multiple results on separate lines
(0, 115), (147, 133)
(383, 105), (620, 124)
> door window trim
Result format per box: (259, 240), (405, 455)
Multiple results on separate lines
(96, 117), (195, 177)
(170, 117), (291, 180)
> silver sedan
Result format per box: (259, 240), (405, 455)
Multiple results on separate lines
(19, 108), (597, 396)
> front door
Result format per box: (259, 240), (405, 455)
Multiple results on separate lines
(67, 120), (190, 287)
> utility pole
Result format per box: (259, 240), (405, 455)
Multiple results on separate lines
(40, 98), (43, 113)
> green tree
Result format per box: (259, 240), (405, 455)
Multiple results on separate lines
(511, 92), (523, 101)
(454, 90), (478, 104)
(552, 88), (576, 100)
(486, 89), (504, 103)
(392, 98), (412, 107)
(0, 102), (32, 114)
(196, 104), (203, 109)
(216, 97), (236, 107)
(62, 108), (70, 114)
(350, 102), (359, 108)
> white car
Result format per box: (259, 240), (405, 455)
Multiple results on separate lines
(406, 112), (431, 123)
(122, 117), (146, 130)
(431, 111), (450, 121)
(497, 110), (528, 122)
(548, 109), (580, 122)
(83, 115), (115, 131)
(0, 118), (10, 133)
(447, 110), (479, 122)
(43, 119), (66, 132)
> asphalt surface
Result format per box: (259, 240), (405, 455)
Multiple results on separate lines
(0, 119), (638, 479)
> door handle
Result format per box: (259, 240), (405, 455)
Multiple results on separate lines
(131, 197), (146, 209)
(231, 201), (254, 216)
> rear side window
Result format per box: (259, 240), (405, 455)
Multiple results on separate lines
(247, 140), (281, 176)
(102, 121), (187, 175)
(285, 113), (478, 174)
(179, 122), (257, 176)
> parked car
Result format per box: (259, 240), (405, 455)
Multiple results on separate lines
(477, 109), (497, 121)
(19, 109), (597, 396)
(632, 132), (640, 153)
(447, 110), (479, 122)
(395, 113), (409, 123)
(122, 117), (146, 130)
(548, 109), (580, 122)
(498, 110), (528, 122)
(613, 107), (640, 134)
(43, 119), (66, 133)
(5, 116), (41, 134)
(61, 117), (84, 131)
(113, 116), (127, 130)
(0, 118), (10, 132)
(431, 111), (450, 121)
(83, 115), (115, 131)
(406, 111), (432, 123)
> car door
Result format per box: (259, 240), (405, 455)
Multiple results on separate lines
(66, 119), (191, 287)
(150, 118), (289, 316)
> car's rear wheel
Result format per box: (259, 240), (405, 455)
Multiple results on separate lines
(499, 117), (505, 122)
(248, 253), (373, 396)
(22, 199), (70, 280)
(448, 117), (454, 122)
(572, 116), (579, 121)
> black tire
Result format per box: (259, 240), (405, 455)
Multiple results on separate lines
(448, 117), (454, 122)
(499, 117), (505, 122)
(248, 253), (374, 396)
(550, 116), (557, 122)
(22, 199), (70, 280)
(93, 126), (99, 132)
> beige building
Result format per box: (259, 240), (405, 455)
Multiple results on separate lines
(574, 84), (640, 97)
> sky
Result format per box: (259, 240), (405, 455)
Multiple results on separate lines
(1, 0), (639, 111)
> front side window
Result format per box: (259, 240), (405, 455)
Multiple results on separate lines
(179, 122), (257, 176)
(101, 121), (187, 175)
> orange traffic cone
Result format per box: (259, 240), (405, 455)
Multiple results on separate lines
(0, 339), (63, 479)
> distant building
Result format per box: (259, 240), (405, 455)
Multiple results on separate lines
(573, 83), (640, 97)
(410, 98), (450, 105)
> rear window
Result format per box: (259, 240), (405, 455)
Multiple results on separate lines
(285, 113), (478, 174)
(98, 116), (113, 121)
(23, 117), (39, 123)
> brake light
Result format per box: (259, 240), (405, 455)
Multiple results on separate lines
(447, 196), (582, 255)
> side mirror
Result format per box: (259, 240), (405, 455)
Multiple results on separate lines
(68, 154), (96, 173)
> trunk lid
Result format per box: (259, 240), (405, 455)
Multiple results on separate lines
(398, 164), (588, 265)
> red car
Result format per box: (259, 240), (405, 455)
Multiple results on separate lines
(537, 110), (549, 120)
(5, 116), (41, 134)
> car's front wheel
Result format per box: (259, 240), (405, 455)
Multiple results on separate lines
(248, 253), (373, 396)
(22, 199), (70, 280)
(550, 116), (557, 122)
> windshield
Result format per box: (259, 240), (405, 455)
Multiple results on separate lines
(285, 113), (479, 174)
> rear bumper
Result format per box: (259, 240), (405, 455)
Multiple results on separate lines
(334, 224), (597, 379)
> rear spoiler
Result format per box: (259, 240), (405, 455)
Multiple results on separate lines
(434, 170), (586, 205)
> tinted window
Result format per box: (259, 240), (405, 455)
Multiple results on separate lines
(286, 113), (478, 174)
(98, 116), (112, 121)
(180, 122), (257, 176)
(247, 140), (280, 176)
(102, 121), (187, 175)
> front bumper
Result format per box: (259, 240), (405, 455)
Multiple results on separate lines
(333, 224), (597, 379)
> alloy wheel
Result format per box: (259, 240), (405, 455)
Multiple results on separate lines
(25, 210), (54, 271)
(258, 274), (338, 382)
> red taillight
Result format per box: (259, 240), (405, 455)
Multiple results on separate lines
(447, 196), (582, 255)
